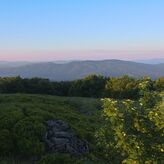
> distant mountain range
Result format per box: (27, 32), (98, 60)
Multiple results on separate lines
(0, 61), (33, 68)
(0, 60), (163, 80)
(135, 58), (164, 64)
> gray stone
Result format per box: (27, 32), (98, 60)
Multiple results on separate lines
(51, 137), (69, 144)
(44, 119), (89, 155)
(54, 132), (73, 138)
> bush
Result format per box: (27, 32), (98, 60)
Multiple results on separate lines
(38, 154), (80, 164)
(96, 94), (164, 163)
(0, 130), (14, 155)
(154, 77), (164, 91)
(139, 92), (162, 108)
(13, 116), (46, 156)
(105, 76), (139, 99)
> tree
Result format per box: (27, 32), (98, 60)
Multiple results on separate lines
(69, 75), (107, 97)
(105, 76), (139, 99)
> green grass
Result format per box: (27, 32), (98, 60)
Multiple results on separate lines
(0, 94), (102, 163)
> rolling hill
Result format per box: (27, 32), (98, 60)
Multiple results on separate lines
(0, 60), (164, 80)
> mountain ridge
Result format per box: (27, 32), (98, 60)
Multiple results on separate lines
(0, 60), (163, 80)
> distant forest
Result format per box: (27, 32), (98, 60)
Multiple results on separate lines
(0, 75), (163, 99)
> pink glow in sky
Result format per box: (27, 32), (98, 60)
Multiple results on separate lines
(0, 50), (164, 61)
(1, 1), (164, 62)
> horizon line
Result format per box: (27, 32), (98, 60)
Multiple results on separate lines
(0, 58), (164, 62)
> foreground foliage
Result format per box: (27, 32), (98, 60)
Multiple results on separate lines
(0, 88), (163, 163)
(0, 94), (101, 163)
(96, 92), (164, 163)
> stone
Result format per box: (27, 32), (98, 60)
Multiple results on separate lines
(54, 132), (73, 138)
(44, 119), (89, 155)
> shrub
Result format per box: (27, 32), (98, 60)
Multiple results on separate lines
(96, 94), (164, 163)
(13, 116), (46, 156)
(154, 77), (164, 91)
(37, 154), (80, 164)
(105, 76), (139, 99)
(0, 129), (14, 155)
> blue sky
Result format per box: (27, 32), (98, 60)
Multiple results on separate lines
(0, 0), (164, 61)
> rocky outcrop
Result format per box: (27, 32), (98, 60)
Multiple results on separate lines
(44, 119), (89, 155)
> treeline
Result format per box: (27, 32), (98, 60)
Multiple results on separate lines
(0, 75), (163, 99)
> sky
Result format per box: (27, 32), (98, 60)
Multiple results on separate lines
(0, 0), (164, 61)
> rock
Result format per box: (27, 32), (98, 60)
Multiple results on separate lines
(44, 119), (89, 155)
(47, 120), (70, 131)
(51, 137), (69, 144)
(54, 132), (73, 138)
